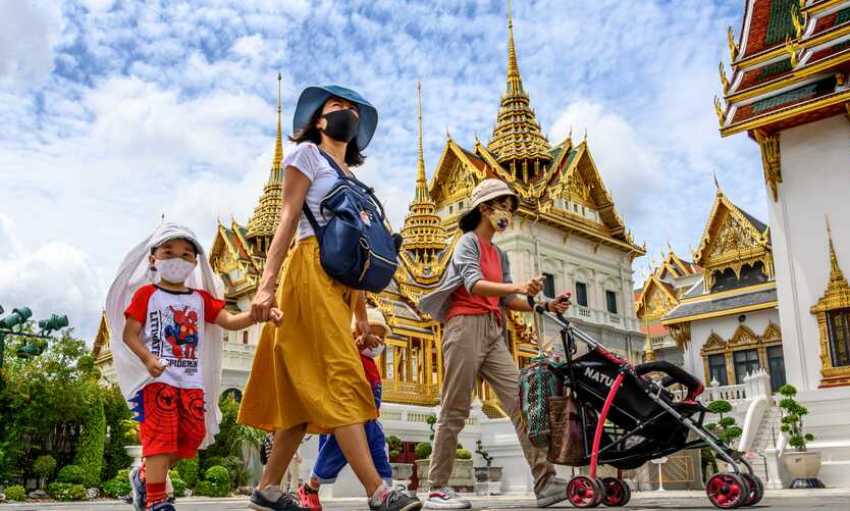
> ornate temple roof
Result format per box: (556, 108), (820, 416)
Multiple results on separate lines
(718, 0), (850, 136)
(487, 6), (552, 168)
(663, 286), (778, 323)
(246, 73), (284, 242)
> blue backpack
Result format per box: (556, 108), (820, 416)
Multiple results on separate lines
(301, 149), (399, 292)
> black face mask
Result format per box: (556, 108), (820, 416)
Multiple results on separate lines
(321, 109), (360, 143)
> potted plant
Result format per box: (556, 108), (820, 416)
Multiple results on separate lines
(387, 435), (413, 482)
(777, 384), (823, 488)
(475, 440), (502, 483)
(121, 419), (143, 468)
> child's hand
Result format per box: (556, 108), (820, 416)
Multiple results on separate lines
(144, 356), (166, 378)
(269, 308), (283, 326)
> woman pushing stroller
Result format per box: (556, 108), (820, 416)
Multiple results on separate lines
(419, 178), (572, 509)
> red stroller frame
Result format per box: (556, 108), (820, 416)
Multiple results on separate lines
(539, 311), (765, 509)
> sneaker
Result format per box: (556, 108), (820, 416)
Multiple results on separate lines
(423, 487), (470, 510)
(148, 502), (176, 511)
(535, 476), (568, 508)
(370, 488), (422, 511)
(298, 484), (322, 511)
(249, 487), (309, 511)
(129, 466), (146, 511)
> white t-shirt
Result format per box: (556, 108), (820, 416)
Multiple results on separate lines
(283, 143), (349, 240)
(124, 284), (225, 390)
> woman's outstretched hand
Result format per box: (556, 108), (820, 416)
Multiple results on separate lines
(548, 292), (572, 314)
(251, 286), (276, 323)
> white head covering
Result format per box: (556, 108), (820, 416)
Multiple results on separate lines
(105, 222), (224, 449)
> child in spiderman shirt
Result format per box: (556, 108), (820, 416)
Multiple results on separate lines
(109, 225), (281, 511)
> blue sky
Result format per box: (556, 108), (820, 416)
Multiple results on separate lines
(0, 0), (764, 341)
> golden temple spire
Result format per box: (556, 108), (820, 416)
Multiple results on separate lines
(273, 72), (283, 171)
(401, 81), (447, 279)
(488, 0), (551, 175)
(246, 73), (285, 252)
(414, 80), (429, 204)
(826, 217), (846, 284)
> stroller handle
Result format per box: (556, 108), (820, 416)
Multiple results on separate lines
(540, 310), (604, 352)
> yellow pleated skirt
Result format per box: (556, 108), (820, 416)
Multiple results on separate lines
(237, 237), (378, 434)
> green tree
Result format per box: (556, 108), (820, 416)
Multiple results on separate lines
(778, 384), (815, 451)
(198, 395), (264, 487)
(101, 385), (133, 482)
(74, 389), (106, 487)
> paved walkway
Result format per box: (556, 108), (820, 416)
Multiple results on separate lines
(2, 489), (849, 510)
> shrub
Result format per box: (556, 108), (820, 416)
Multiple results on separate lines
(102, 476), (131, 499)
(48, 482), (87, 501)
(101, 385), (133, 482)
(33, 454), (58, 481)
(222, 456), (249, 489)
(74, 392), (106, 487)
(387, 435), (403, 461)
(195, 480), (229, 498)
(475, 440), (493, 468)
(175, 458), (199, 488)
(415, 442), (432, 460)
(778, 384), (815, 451)
(456, 448), (472, 460)
(205, 465), (230, 485)
(706, 400), (742, 446)
(171, 477), (187, 497)
(57, 464), (87, 485)
(5, 484), (27, 501)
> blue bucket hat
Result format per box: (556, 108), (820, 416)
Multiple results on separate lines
(292, 85), (378, 151)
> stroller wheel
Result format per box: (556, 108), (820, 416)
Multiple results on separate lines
(601, 478), (630, 507)
(741, 473), (764, 506)
(706, 473), (748, 509)
(567, 476), (605, 508)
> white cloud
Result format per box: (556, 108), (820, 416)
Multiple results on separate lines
(231, 34), (266, 58)
(0, 0), (63, 88)
(550, 100), (663, 226)
(0, 216), (104, 338)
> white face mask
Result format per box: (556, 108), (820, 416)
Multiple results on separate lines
(360, 343), (386, 359)
(154, 257), (196, 284)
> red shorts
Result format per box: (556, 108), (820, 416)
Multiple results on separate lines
(139, 383), (206, 459)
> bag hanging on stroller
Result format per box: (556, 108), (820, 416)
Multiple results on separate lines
(518, 354), (563, 448)
(547, 392), (584, 465)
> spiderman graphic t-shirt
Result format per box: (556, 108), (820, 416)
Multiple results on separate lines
(124, 284), (225, 390)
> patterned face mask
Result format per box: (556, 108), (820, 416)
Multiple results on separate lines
(153, 257), (196, 284)
(487, 207), (513, 232)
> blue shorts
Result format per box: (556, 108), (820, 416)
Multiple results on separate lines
(311, 384), (392, 484)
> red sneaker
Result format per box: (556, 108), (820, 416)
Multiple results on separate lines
(298, 484), (322, 511)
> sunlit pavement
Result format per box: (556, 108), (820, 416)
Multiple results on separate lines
(3, 489), (850, 510)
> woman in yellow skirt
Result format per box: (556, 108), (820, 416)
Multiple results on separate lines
(239, 85), (421, 511)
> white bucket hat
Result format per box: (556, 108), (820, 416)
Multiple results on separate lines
(458, 178), (519, 232)
(351, 306), (390, 336)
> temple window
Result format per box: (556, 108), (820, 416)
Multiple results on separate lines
(575, 281), (588, 307)
(708, 354), (728, 386)
(606, 290), (618, 314)
(242, 331), (249, 345)
(827, 308), (850, 367)
(542, 273), (555, 298)
(733, 349), (760, 384)
(767, 345), (787, 392)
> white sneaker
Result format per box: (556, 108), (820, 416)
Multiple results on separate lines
(423, 487), (471, 509)
(535, 477), (568, 508)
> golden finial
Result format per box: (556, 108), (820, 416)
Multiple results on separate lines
(714, 96), (725, 125)
(785, 36), (800, 67)
(414, 80), (429, 202)
(506, 0), (522, 93)
(719, 62), (729, 93)
(791, 3), (805, 39)
(445, 127), (452, 140)
(713, 171), (722, 194)
(667, 241), (674, 254)
(826, 216), (844, 279)
(583, 128), (588, 143)
(727, 26), (739, 62)
(273, 72), (284, 170)
(568, 125), (573, 140)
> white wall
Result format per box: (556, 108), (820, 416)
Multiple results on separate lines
(772, 115), (850, 393)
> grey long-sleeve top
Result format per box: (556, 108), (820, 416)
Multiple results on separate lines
(418, 231), (515, 323)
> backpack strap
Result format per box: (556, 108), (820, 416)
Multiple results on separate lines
(315, 147), (389, 222)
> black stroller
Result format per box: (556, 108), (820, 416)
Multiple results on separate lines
(525, 311), (764, 509)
